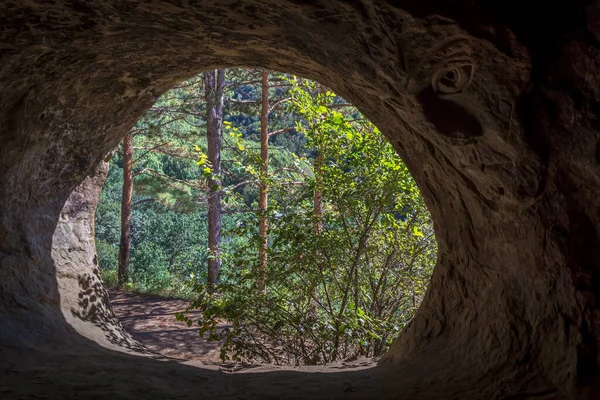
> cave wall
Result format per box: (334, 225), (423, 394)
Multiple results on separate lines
(1, 0), (599, 398)
(52, 160), (147, 353)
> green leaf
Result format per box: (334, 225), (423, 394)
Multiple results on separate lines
(413, 226), (424, 237)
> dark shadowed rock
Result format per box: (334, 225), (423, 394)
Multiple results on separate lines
(1, 1), (599, 399)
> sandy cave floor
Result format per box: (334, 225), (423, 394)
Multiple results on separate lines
(1, 287), (506, 399)
(1, 291), (416, 400)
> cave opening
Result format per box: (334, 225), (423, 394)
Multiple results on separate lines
(95, 68), (437, 366)
(2, 1), (600, 399)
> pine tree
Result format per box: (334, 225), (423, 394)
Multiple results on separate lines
(205, 69), (225, 288)
(117, 134), (133, 287)
(258, 69), (269, 293)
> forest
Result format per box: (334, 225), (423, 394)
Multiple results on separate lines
(95, 68), (437, 366)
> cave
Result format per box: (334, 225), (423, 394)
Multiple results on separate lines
(1, 1), (600, 399)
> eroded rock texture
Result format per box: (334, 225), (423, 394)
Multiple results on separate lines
(1, 1), (599, 399)
(52, 160), (148, 353)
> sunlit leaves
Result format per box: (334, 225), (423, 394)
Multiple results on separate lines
(97, 68), (437, 365)
(182, 75), (437, 365)
(413, 226), (424, 238)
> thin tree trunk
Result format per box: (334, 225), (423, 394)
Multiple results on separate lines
(118, 134), (133, 287)
(168, 243), (183, 272)
(313, 83), (327, 233)
(313, 153), (323, 233)
(308, 84), (326, 319)
(205, 69), (225, 288)
(258, 69), (269, 294)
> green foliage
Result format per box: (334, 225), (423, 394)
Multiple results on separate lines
(95, 239), (119, 277)
(95, 68), (437, 360)
(99, 266), (118, 287)
(94, 69), (305, 299)
(183, 77), (436, 365)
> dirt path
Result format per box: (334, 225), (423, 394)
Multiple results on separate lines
(108, 289), (225, 363)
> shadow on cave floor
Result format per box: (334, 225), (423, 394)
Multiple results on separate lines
(0, 304), (486, 400)
(0, 345), (373, 399)
(1, 337), (471, 400)
(0, 332), (413, 400)
(0, 293), (478, 399)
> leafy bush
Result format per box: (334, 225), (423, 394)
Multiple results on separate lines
(100, 268), (118, 288)
(96, 239), (119, 273)
(181, 79), (436, 365)
(95, 70), (437, 360)
(131, 242), (171, 291)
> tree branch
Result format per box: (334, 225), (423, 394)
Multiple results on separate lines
(268, 127), (295, 138)
(268, 97), (291, 114)
(132, 198), (156, 207)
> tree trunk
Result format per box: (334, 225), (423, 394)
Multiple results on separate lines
(205, 69), (225, 288)
(313, 154), (323, 234)
(313, 83), (326, 233)
(258, 69), (269, 294)
(308, 151), (322, 323)
(117, 134), (133, 287)
(308, 84), (326, 320)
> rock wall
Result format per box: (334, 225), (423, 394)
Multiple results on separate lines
(52, 160), (147, 353)
(0, 1), (599, 398)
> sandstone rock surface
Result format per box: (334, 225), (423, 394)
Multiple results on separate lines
(1, 1), (599, 398)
